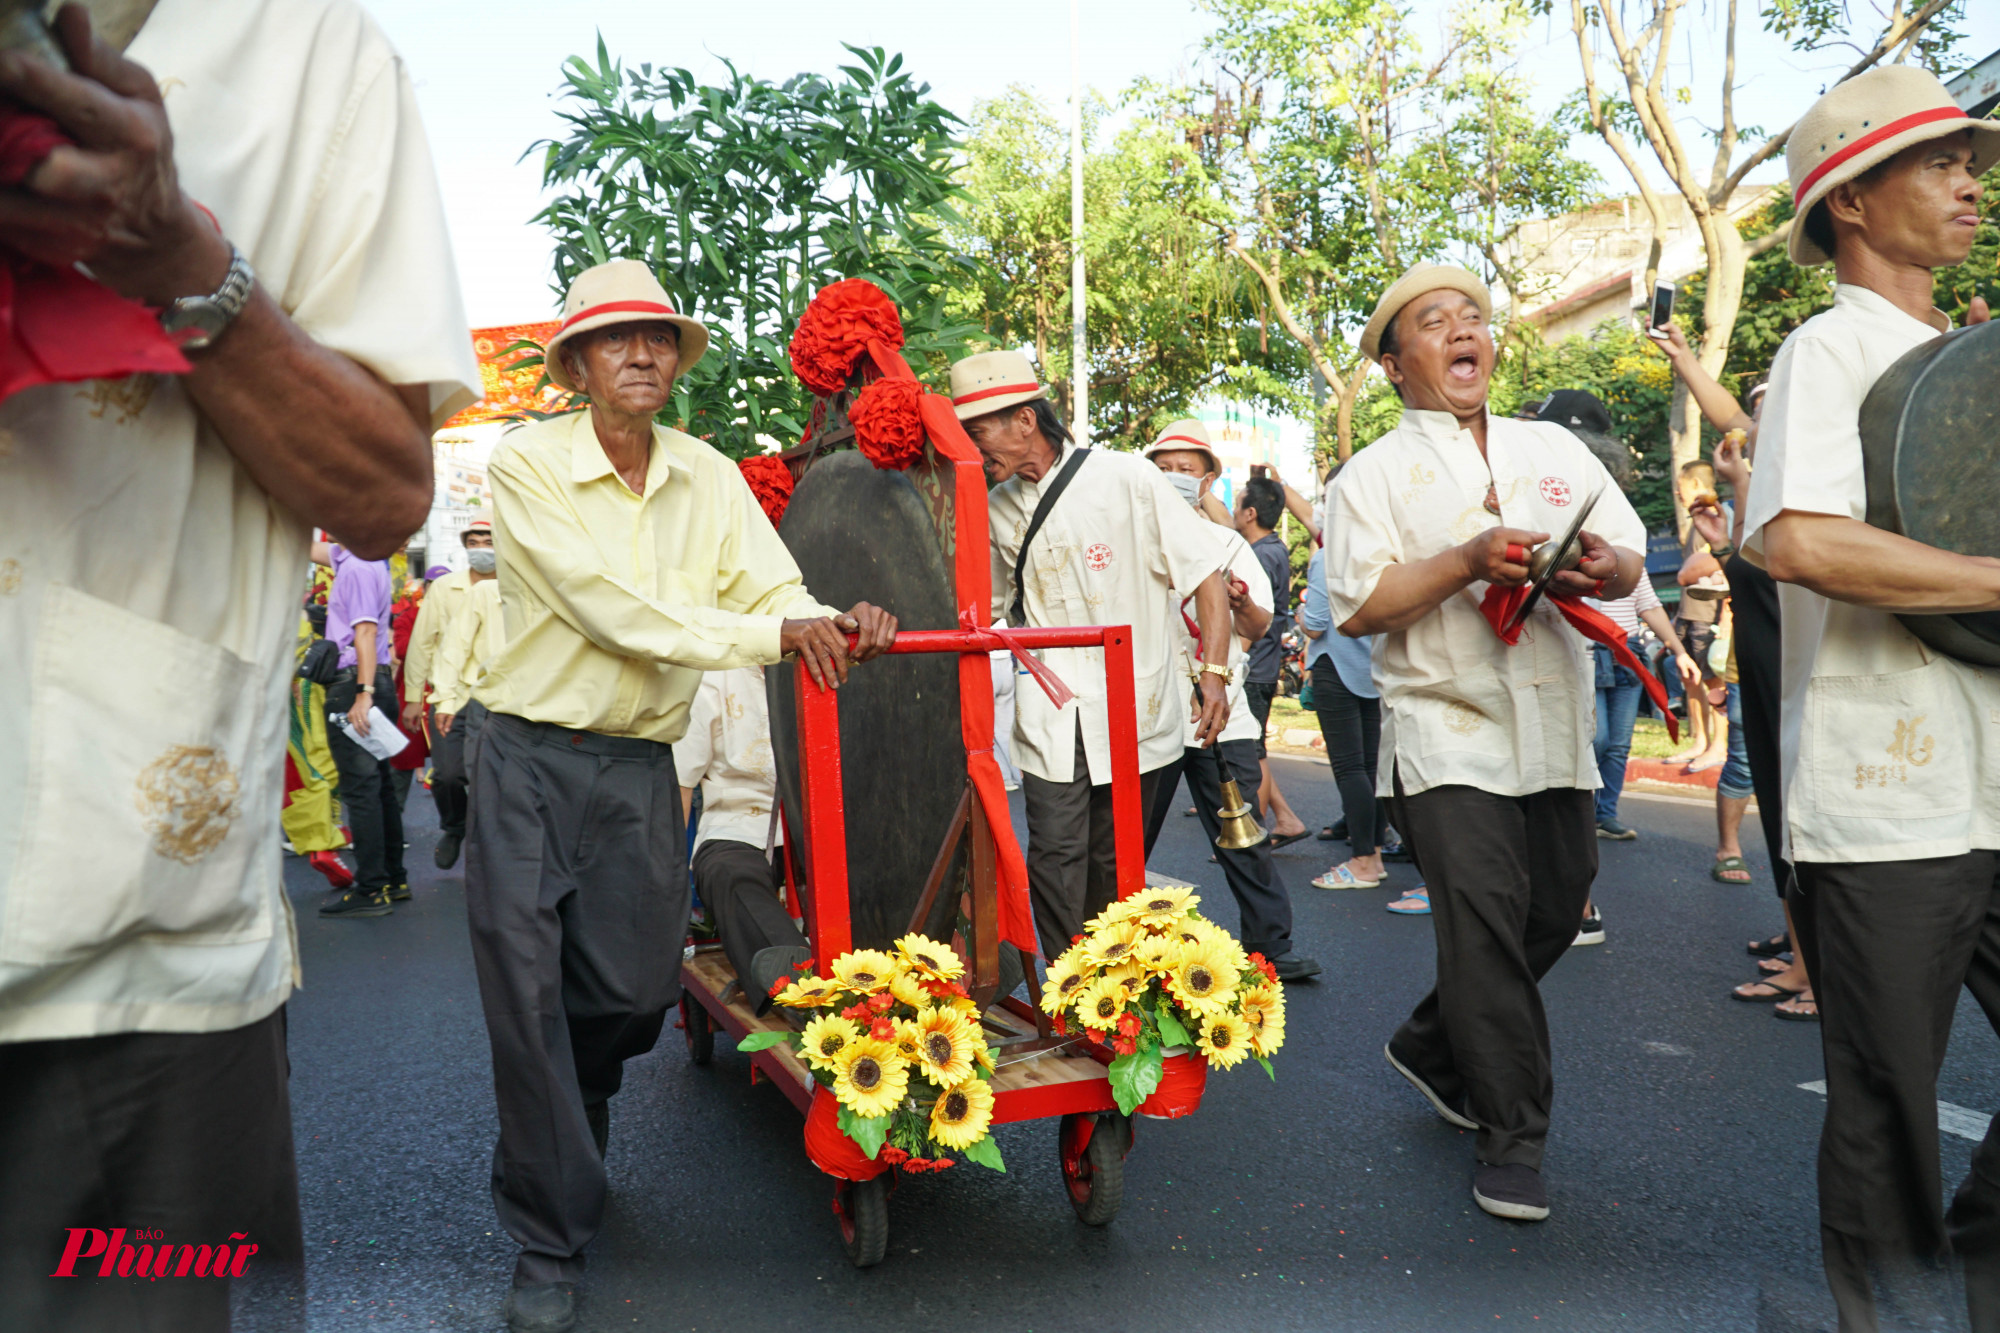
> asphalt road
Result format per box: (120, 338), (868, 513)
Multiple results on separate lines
(282, 751), (2000, 1332)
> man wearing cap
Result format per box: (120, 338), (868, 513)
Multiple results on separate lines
(1326, 263), (1646, 1222)
(465, 258), (896, 1332)
(953, 352), (1234, 964)
(405, 517), (496, 868)
(1145, 423), (1321, 981)
(1740, 65), (2000, 1326)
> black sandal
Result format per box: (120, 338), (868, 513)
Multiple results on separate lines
(1774, 994), (1820, 1023)
(1731, 977), (1807, 1003)
(1747, 931), (1790, 959)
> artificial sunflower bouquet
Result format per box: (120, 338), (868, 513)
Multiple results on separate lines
(740, 934), (1006, 1172)
(1041, 886), (1286, 1115)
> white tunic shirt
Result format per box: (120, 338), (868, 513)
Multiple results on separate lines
(1326, 409), (1646, 800)
(431, 579), (505, 718)
(989, 446), (1231, 783)
(0, 0), (479, 1042)
(1742, 285), (1990, 863)
(1173, 526), (1273, 749)
(677, 667), (783, 855)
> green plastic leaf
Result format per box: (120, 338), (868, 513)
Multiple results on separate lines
(1256, 1054), (1276, 1082)
(1155, 1008), (1193, 1049)
(735, 1030), (790, 1052)
(837, 1104), (891, 1160)
(1106, 1044), (1165, 1116)
(961, 1134), (1006, 1173)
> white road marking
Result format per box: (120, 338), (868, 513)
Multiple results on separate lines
(1798, 1081), (1993, 1142)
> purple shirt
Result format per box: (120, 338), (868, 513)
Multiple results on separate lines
(327, 546), (393, 670)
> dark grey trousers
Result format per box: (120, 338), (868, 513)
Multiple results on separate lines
(0, 1008), (303, 1332)
(326, 666), (405, 894)
(1386, 777), (1597, 1170)
(464, 712), (688, 1286)
(693, 838), (806, 995)
(429, 704), (469, 839)
(1140, 740), (1296, 959)
(1791, 853), (2000, 1332)
(1022, 729), (1168, 962)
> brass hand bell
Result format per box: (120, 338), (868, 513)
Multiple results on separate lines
(1214, 776), (1267, 851)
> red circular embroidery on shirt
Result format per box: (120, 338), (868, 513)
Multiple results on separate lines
(1539, 477), (1573, 507)
(1085, 542), (1114, 572)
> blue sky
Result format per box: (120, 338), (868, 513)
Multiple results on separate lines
(367, 0), (2000, 328)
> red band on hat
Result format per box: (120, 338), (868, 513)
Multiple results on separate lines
(557, 299), (681, 334)
(952, 381), (1041, 407)
(1154, 434), (1212, 450)
(1794, 105), (1968, 205)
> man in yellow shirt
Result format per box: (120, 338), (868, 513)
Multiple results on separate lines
(432, 574), (503, 754)
(466, 260), (895, 1332)
(403, 516), (494, 869)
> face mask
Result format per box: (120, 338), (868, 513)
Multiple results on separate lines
(1164, 472), (1202, 506)
(467, 548), (497, 574)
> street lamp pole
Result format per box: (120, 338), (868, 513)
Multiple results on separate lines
(1069, 0), (1087, 444)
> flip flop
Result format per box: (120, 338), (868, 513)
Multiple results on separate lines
(1386, 887), (1431, 916)
(1711, 856), (1752, 884)
(1313, 864), (1382, 889)
(1747, 931), (1790, 958)
(1317, 825), (1341, 841)
(1774, 995), (1821, 1023)
(1757, 955), (1794, 975)
(1268, 831), (1311, 851)
(1731, 977), (1807, 1003)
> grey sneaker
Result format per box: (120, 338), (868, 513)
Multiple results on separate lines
(1595, 819), (1637, 841)
(1384, 1043), (1479, 1129)
(1473, 1162), (1549, 1221)
(1572, 909), (1605, 946)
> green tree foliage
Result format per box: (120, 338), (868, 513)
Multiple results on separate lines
(530, 40), (985, 456)
(946, 89), (1277, 449)
(1175, 0), (1599, 463)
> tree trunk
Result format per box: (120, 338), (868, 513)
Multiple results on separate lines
(1673, 219), (1748, 538)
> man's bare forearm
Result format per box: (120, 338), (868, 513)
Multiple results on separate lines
(1232, 600), (1272, 641)
(1763, 512), (2000, 613)
(1339, 547), (1474, 637)
(185, 279), (435, 559)
(1194, 573), (1231, 666)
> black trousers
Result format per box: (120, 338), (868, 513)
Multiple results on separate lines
(1790, 854), (2000, 1331)
(1186, 740), (1295, 957)
(1022, 729), (1168, 962)
(0, 1008), (304, 1333)
(1245, 678), (1278, 758)
(429, 702), (470, 840)
(1386, 777), (1597, 1169)
(694, 838), (807, 995)
(1310, 661), (1383, 855)
(464, 712), (688, 1286)
(326, 666), (406, 894)
(1725, 554), (1791, 897)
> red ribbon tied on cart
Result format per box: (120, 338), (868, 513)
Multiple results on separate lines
(1478, 545), (1679, 745)
(970, 610), (1075, 709)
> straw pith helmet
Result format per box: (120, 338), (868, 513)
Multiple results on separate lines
(1786, 65), (2000, 267)
(543, 260), (711, 391)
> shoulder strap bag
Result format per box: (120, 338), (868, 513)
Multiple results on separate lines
(1008, 447), (1091, 628)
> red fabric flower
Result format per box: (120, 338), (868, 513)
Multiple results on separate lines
(767, 976), (788, 997)
(932, 1159), (954, 1171)
(1052, 1015), (1067, 1035)
(1249, 951), (1279, 983)
(841, 1002), (871, 1023)
(867, 992), (895, 1013)
(901, 1158), (933, 1174)
(850, 374), (926, 471)
(870, 1018), (895, 1041)
(789, 279), (905, 395)
(1117, 1012), (1141, 1037)
(879, 1146), (909, 1166)
(1112, 1036), (1137, 1056)
(738, 454), (795, 529)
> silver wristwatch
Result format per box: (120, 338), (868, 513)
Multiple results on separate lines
(160, 244), (255, 351)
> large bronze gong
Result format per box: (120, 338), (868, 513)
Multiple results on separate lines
(767, 450), (966, 951)
(1861, 319), (2000, 664)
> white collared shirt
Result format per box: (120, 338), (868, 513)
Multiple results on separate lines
(0, 0), (480, 1042)
(1742, 284), (1991, 863)
(1172, 525), (1272, 749)
(677, 667), (783, 854)
(989, 447), (1232, 783)
(1326, 409), (1646, 799)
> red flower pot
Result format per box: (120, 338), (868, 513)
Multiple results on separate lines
(1137, 1048), (1209, 1120)
(803, 1086), (891, 1181)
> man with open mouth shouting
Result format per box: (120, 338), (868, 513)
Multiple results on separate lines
(1324, 264), (1648, 1223)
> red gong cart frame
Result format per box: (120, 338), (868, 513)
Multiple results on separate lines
(676, 623), (1149, 1266)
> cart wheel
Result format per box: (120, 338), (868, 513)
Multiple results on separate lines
(1061, 1111), (1129, 1225)
(835, 1175), (889, 1268)
(680, 995), (713, 1066)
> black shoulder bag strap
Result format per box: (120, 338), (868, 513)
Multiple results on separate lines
(1008, 447), (1090, 627)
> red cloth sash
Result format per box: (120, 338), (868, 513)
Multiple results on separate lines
(1478, 553), (1678, 745)
(0, 109), (191, 399)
